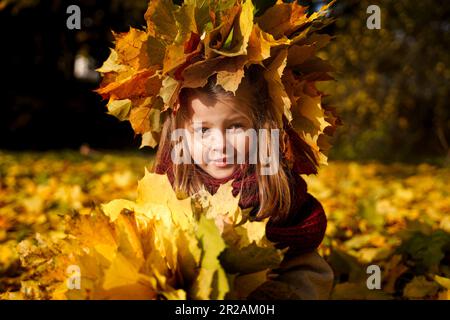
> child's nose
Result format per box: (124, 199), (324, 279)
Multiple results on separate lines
(208, 129), (228, 153)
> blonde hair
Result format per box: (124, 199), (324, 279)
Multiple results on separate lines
(153, 65), (293, 224)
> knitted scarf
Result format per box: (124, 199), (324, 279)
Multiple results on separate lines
(154, 146), (327, 257)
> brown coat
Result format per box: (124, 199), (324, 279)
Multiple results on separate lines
(248, 250), (334, 300)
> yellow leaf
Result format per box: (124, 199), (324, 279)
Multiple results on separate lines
(235, 217), (271, 248)
(113, 28), (149, 71)
(96, 49), (128, 73)
(137, 169), (194, 229)
(114, 213), (145, 269)
(95, 68), (160, 100)
(287, 44), (316, 67)
(101, 199), (135, 222)
(255, 1), (308, 40)
(263, 48), (291, 125)
(246, 24), (289, 64)
(403, 276), (439, 299)
(216, 67), (245, 94)
(106, 99), (132, 121)
(140, 131), (158, 149)
(159, 76), (181, 110)
(434, 275), (450, 290)
(208, 0), (254, 57)
(129, 97), (163, 134)
(205, 180), (241, 226)
(102, 253), (147, 290)
(145, 0), (178, 44)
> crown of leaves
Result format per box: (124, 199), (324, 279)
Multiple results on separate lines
(95, 0), (340, 175)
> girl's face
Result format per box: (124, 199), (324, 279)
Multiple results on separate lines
(184, 93), (253, 179)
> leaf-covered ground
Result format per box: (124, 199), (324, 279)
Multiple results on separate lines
(0, 150), (449, 299)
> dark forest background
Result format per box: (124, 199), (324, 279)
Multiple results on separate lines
(0, 0), (449, 164)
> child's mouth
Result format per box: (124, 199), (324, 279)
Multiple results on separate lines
(209, 157), (234, 168)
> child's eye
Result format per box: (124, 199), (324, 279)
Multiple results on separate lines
(195, 127), (210, 134)
(229, 123), (243, 130)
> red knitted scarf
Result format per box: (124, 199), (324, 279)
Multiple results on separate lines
(154, 147), (327, 257)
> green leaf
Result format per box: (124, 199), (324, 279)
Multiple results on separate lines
(219, 242), (283, 274)
(223, 26), (234, 49)
(191, 215), (229, 299)
(397, 230), (450, 273)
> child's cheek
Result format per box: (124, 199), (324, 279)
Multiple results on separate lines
(232, 132), (250, 162)
(189, 135), (204, 164)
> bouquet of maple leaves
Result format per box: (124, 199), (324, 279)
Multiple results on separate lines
(5, 171), (284, 300)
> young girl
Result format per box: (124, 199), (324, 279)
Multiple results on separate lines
(152, 66), (334, 300)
